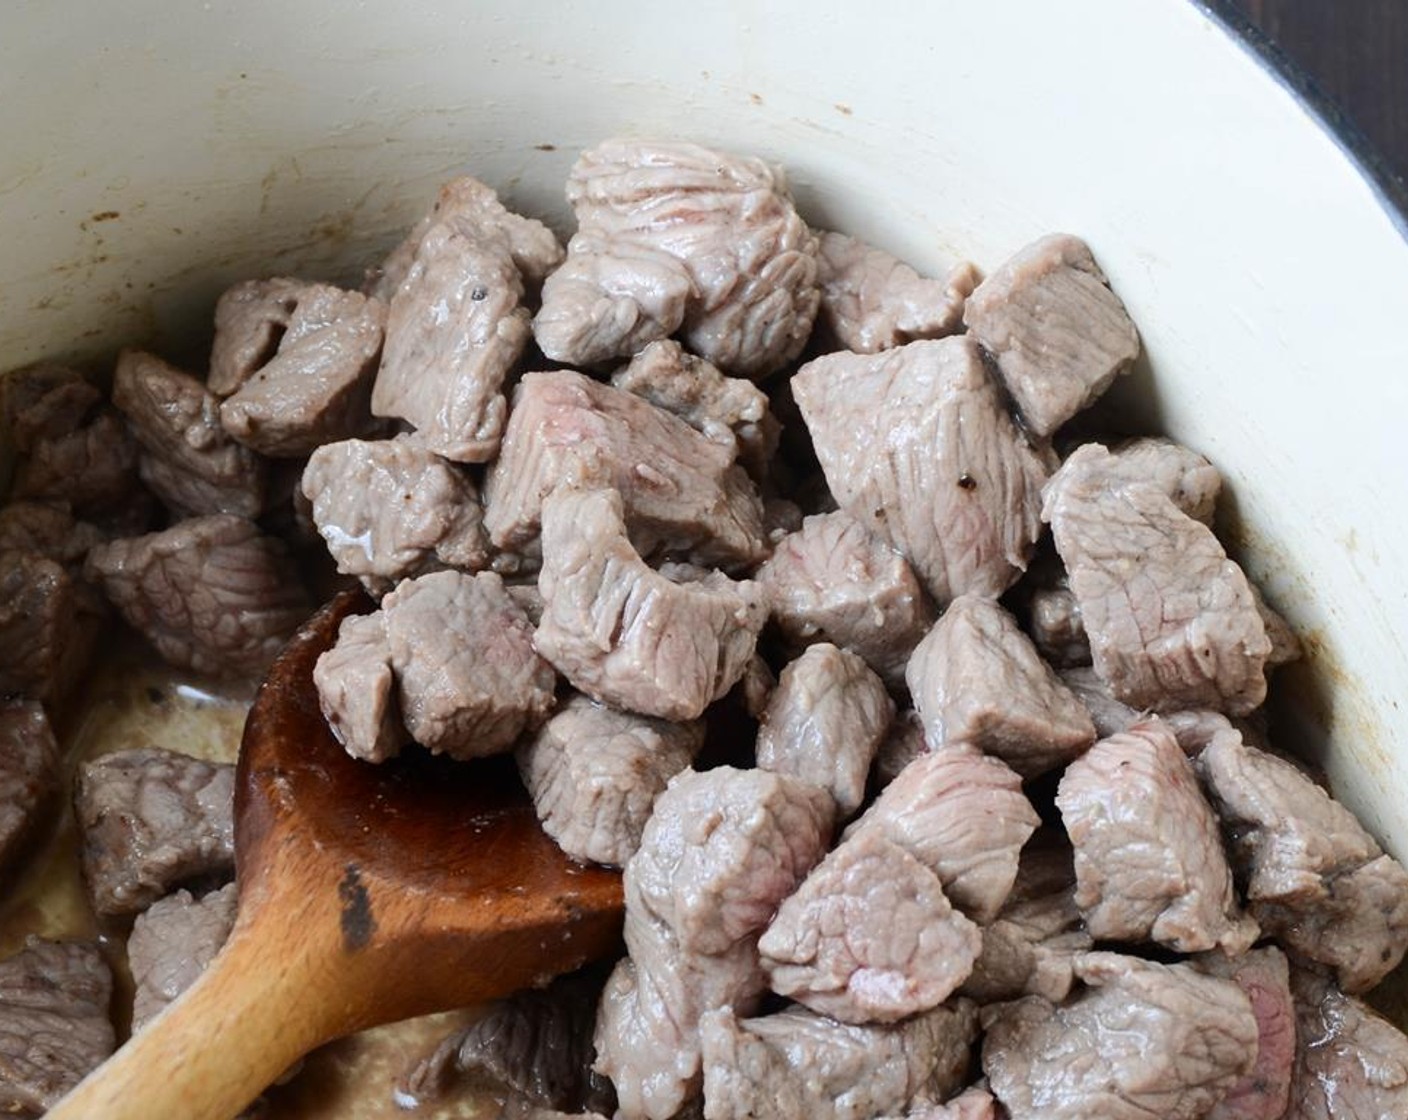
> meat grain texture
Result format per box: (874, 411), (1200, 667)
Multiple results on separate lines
(127, 882), (238, 1032)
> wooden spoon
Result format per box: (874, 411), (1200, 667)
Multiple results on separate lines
(49, 590), (625, 1120)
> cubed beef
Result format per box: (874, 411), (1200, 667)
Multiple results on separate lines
(905, 594), (1095, 777)
(1197, 729), (1408, 992)
(755, 644), (893, 819)
(0, 503), (103, 566)
(128, 882), (238, 1032)
(1043, 443), (1271, 715)
(872, 710), (928, 790)
(0, 551), (103, 703)
(1027, 586), (1090, 668)
(738, 654), (776, 721)
(207, 277), (305, 396)
(1103, 437), (1221, 524)
(1056, 720), (1256, 953)
(0, 938), (114, 1115)
(1059, 666), (1262, 756)
(981, 952), (1257, 1120)
(1193, 947), (1295, 1120)
(517, 695), (703, 867)
(881, 1087), (997, 1120)
(483, 370), (767, 570)
(0, 703), (61, 882)
(1251, 584), (1302, 667)
(313, 610), (409, 763)
(3, 365), (102, 451)
(846, 747), (1039, 923)
(535, 139), (819, 379)
(74, 747), (234, 917)
(85, 515), (309, 677)
(534, 488), (765, 722)
(793, 336), (1049, 606)
(11, 412), (141, 516)
(757, 511), (934, 688)
(963, 233), (1140, 437)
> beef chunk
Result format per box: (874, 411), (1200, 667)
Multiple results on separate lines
(313, 610), (409, 763)
(1043, 443), (1271, 715)
(372, 177), (561, 463)
(517, 695), (703, 867)
(534, 488), (765, 722)
(0, 551), (103, 703)
(0, 503), (103, 566)
(906, 594), (1095, 778)
(381, 570), (554, 759)
(301, 436), (490, 590)
(85, 515), (309, 677)
(883, 1087), (997, 1120)
(112, 349), (267, 518)
(982, 953), (1258, 1120)
(1104, 437), (1221, 524)
(535, 139), (819, 379)
(483, 370), (767, 570)
(1251, 584), (1302, 668)
(74, 747), (235, 917)
(1027, 586), (1090, 668)
(3, 365), (102, 451)
(217, 283), (386, 456)
(609, 340), (779, 479)
(755, 644), (893, 819)
(1056, 720), (1256, 953)
(846, 747), (1040, 923)
(1193, 947), (1294, 1120)
(1288, 967), (1408, 1120)
(699, 1000), (979, 1120)
(872, 710), (928, 790)
(11, 412), (141, 516)
(208, 277), (305, 396)
(793, 336), (1049, 606)
(0, 703), (61, 881)
(128, 882), (237, 1032)
(815, 231), (978, 352)
(1197, 729), (1408, 992)
(759, 830), (980, 1023)
(1059, 665), (1259, 756)
(757, 511), (934, 688)
(0, 938), (114, 1115)
(963, 234), (1140, 437)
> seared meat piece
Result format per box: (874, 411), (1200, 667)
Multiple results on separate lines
(1193, 947), (1295, 1120)
(217, 283), (386, 456)
(1104, 437), (1221, 524)
(755, 644), (893, 819)
(609, 340), (779, 479)
(815, 231), (978, 352)
(793, 336), (1049, 606)
(11, 412), (141, 516)
(982, 952), (1258, 1120)
(1288, 967), (1408, 1120)
(313, 611), (409, 763)
(872, 710), (928, 790)
(963, 233), (1140, 437)
(846, 747), (1039, 923)
(372, 177), (561, 463)
(0, 703), (61, 881)
(0, 551), (103, 703)
(112, 349), (267, 518)
(517, 695), (703, 866)
(906, 594), (1095, 778)
(382, 570), (555, 759)
(759, 830), (980, 1023)
(699, 1000), (979, 1120)
(3, 364), (102, 450)
(1043, 442), (1271, 715)
(536, 139), (819, 379)
(534, 488), (765, 722)
(738, 654), (776, 720)
(0, 938), (114, 1115)
(85, 515), (309, 677)
(757, 511), (934, 688)
(1027, 586), (1090, 668)
(208, 277), (305, 396)
(128, 882), (237, 1032)
(74, 747), (234, 917)
(302, 436), (490, 590)
(1059, 666), (1259, 756)
(1056, 720), (1256, 953)
(1251, 584), (1302, 667)
(1197, 729), (1408, 992)
(882, 1087), (997, 1120)
(483, 370), (767, 569)
(0, 503), (102, 565)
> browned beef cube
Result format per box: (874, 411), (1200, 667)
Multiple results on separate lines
(0, 503), (102, 565)
(517, 695), (702, 867)
(74, 747), (234, 917)
(1193, 947), (1294, 1120)
(534, 488), (765, 722)
(1056, 720), (1256, 953)
(981, 953), (1257, 1120)
(382, 570), (555, 759)
(1197, 730), (1408, 992)
(0, 703), (60, 882)
(85, 515), (309, 677)
(906, 594), (1095, 778)
(755, 644), (893, 819)
(815, 231), (978, 352)
(208, 277), (305, 396)
(1043, 443), (1271, 715)
(128, 882), (237, 1032)
(963, 234), (1140, 437)
(2, 364), (102, 451)
(793, 336), (1049, 607)
(112, 349), (267, 518)
(11, 412), (141, 516)
(0, 551), (103, 703)
(313, 611), (408, 764)
(759, 830), (980, 1024)
(483, 371), (767, 570)
(1103, 437), (1221, 524)
(1027, 585), (1091, 668)
(0, 938), (114, 1114)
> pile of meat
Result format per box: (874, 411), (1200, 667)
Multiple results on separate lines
(2, 138), (1407, 1120)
